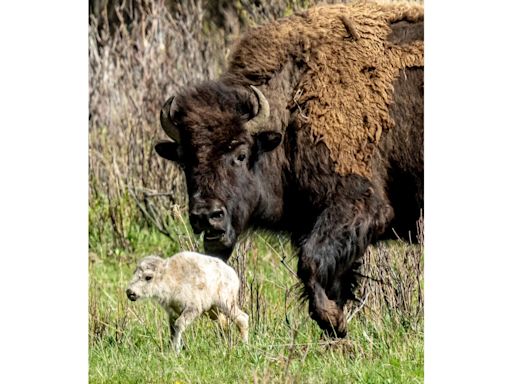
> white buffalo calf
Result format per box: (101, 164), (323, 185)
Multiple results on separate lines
(126, 252), (249, 353)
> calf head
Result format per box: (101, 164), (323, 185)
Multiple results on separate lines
(155, 83), (282, 260)
(126, 255), (162, 301)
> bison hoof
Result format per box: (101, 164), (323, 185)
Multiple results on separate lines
(309, 299), (348, 338)
(323, 323), (347, 339)
(313, 314), (347, 339)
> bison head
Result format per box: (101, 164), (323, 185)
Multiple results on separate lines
(155, 83), (282, 260)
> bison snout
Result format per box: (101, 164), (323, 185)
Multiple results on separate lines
(126, 288), (138, 301)
(190, 199), (228, 235)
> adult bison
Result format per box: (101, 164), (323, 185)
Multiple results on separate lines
(155, 2), (423, 337)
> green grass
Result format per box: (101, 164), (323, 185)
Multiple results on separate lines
(89, 212), (423, 383)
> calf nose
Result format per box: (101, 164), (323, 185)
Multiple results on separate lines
(126, 288), (137, 301)
(189, 199), (227, 234)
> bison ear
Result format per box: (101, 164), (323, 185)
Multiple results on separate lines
(255, 131), (282, 153)
(154, 140), (182, 163)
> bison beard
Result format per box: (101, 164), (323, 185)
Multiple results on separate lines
(154, 3), (423, 338)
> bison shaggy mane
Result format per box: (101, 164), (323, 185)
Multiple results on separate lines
(226, 1), (423, 177)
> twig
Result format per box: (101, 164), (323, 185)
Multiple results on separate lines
(283, 328), (298, 378)
(144, 191), (176, 200)
(127, 186), (172, 238)
(256, 234), (299, 278)
(347, 290), (370, 323)
(353, 271), (389, 285)
(253, 339), (348, 349)
(341, 15), (360, 40)
(292, 88), (309, 121)
(280, 257), (298, 278)
(391, 227), (405, 243)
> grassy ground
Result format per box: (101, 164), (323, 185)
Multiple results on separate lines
(89, 215), (423, 383)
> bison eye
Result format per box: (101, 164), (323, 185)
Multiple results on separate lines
(232, 149), (248, 166)
(145, 275), (153, 281)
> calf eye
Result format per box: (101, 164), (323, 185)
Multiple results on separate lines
(237, 154), (246, 162)
(145, 275), (153, 281)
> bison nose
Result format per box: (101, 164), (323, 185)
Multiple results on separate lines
(126, 289), (137, 301)
(189, 199), (227, 234)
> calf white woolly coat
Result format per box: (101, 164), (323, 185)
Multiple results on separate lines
(126, 252), (249, 352)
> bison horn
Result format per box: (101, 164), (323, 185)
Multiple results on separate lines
(245, 85), (270, 134)
(160, 96), (181, 143)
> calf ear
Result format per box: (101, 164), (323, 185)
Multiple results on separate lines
(256, 131), (282, 153)
(154, 140), (182, 163)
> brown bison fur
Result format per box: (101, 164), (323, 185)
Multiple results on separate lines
(225, 1), (423, 177)
(155, 1), (424, 338)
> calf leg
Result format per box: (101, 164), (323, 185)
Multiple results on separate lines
(207, 307), (228, 329)
(167, 310), (179, 345)
(219, 303), (249, 343)
(169, 307), (200, 353)
(297, 198), (390, 337)
(232, 307), (249, 343)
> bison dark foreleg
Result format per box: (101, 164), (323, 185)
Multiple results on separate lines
(297, 202), (386, 337)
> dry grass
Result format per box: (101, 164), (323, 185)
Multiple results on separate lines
(89, 0), (225, 250)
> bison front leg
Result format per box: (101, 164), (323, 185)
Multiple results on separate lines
(297, 200), (390, 338)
